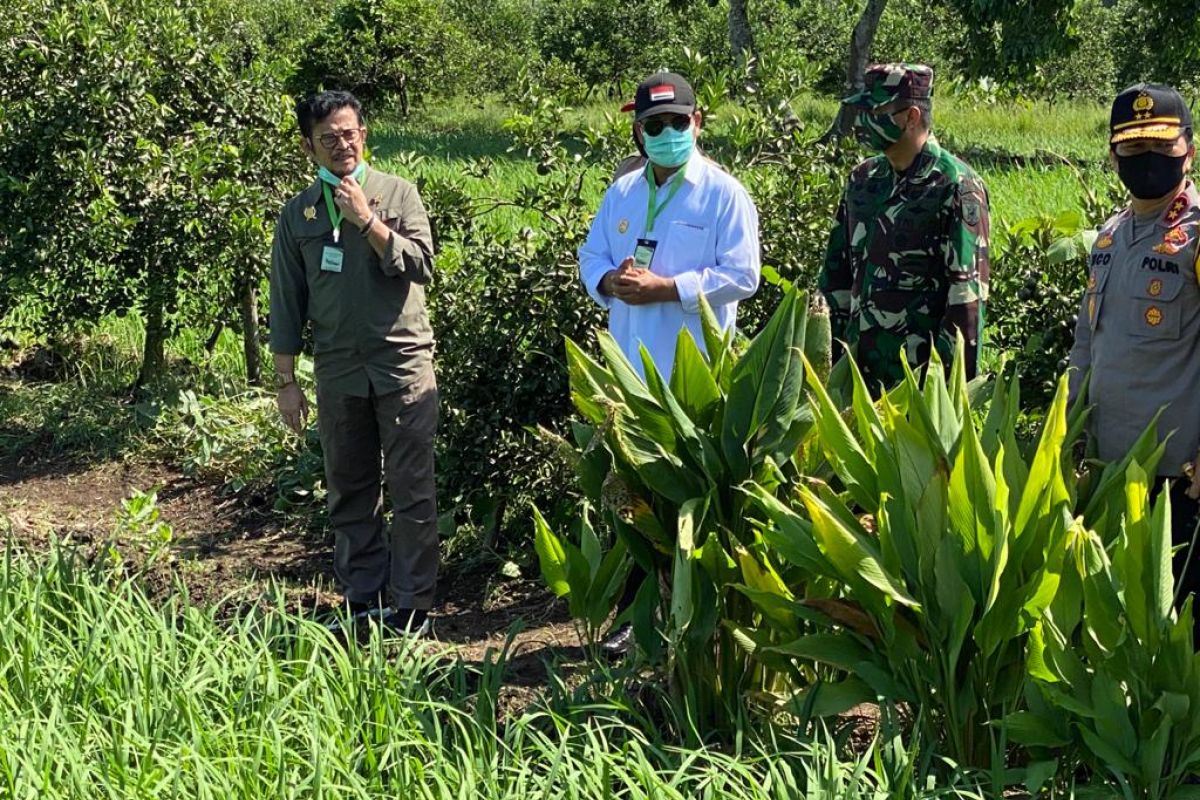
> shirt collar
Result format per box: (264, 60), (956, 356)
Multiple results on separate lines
(1159, 180), (1199, 228)
(905, 139), (941, 185)
(645, 152), (706, 188)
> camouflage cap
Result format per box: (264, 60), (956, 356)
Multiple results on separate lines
(843, 63), (934, 112)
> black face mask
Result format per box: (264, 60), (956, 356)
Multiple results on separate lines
(1115, 151), (1188, 200)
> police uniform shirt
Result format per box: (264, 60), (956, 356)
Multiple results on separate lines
(578, 153), (761, 378)
(1069, 181), (1200, 477)
(269, 165), (435, 397)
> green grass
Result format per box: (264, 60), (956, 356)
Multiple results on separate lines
(0, 543), (988, 799)
(373, 93), (1110, 238)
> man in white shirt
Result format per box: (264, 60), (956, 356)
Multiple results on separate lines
(579, 70), (761, 380)
(577, 71), (761, 655)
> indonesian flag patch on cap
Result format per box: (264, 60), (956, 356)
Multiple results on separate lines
(630, 71), (697, 120)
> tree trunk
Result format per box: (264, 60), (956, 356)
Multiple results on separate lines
(821, 0), (890, 143)
(728, 0), (755, 66)
(240, 277), (262, 386)
(135, 301), (168, 393)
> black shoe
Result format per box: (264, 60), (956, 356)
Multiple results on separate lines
(324, 596), (388, 632)
(381, 607), (431, 639)
(600, 623), (634, 657)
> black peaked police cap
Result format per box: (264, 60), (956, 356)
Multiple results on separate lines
(1110, 83), (1194, 145)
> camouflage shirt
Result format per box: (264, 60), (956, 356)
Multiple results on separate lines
(819, 140), (990, 390)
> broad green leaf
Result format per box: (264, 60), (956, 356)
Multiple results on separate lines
(920, 341), (961, 455)
(596, 331), (678, 449)
(609, 412), (706, 505)
(766, 632), (875, 670)
(585, 538), (632, 630)
(532, 505), (569, 597)
(799, 487), (920, 611)
(640, 343), (724, 485)
(734, 548), (794, 630)
(743, 485), (834, 577)
(722, 287), (805, 480)
(803, 352), (880, 513)
(630, 574), (663, 661)
(786, 677), (877, 719)
(1015, 376), (1071, 538)
(565, 337), (618, 423)
(934, 535), (976, 671)
(1004, 711), (1072, 748)
(1025, 621), (1057, 683)
(669, 329), (721, 427)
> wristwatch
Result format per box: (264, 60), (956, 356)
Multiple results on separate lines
(274, 371), (296, 390)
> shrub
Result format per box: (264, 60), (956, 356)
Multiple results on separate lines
(986, 167), (1125, 407)
(531, 0), (682, 94)
(292, 0), (473, 115)
(0, 0), (305, 389)
(537, 288), (838, 737)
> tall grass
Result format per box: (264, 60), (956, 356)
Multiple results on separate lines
(0, 544), (986, 799)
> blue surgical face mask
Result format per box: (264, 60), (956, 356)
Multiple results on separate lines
(318, 161), (367, 185)
(642, 124), (694, 168)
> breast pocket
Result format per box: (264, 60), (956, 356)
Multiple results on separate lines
(297, 228), (334, 281)
(659, 220), (711, 277)
(1130, 273), (1183, 339)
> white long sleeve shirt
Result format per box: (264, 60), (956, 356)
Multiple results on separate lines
(578, 153), (761, 379)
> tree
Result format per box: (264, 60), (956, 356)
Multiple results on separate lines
(728, 0), (755, 64)
(823, 0), (1078, 140)
(0, 0), (306, 389)
(822, 0), (889, 141)
(293, 0), (475, 116)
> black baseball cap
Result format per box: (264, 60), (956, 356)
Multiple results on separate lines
(1110, 83), (1194, 145)
(620, 71), (696, 121)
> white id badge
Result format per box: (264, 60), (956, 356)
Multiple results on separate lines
(320, 245), (344, 273)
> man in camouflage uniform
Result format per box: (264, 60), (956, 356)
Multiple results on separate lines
(820, 63), (990, 391)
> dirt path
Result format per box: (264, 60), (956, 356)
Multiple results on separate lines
(0, 455), (580, 673)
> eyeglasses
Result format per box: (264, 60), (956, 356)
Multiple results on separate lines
(316, 128), (365, 149)
(641, 115), (692, 136)
(1114, 138), (1189, 157)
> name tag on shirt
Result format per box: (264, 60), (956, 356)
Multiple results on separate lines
(633, 238), (657, 269)
(320, 245), (344, 273)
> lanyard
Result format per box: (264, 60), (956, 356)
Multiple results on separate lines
(319, 163), (367, 244)
(644, 165), (686, 234)
(321, 183), (344, 242)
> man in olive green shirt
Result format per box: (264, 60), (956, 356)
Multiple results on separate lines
(270, 90), (438, 636)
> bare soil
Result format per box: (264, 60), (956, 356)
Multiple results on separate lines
(0, 453), (580, 673)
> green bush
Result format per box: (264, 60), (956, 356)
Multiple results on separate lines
(416, 152), (610, 545)
(986, 168), (1125, 406)
(292, 0), (474, 115)
(531, 0), (683, 94)
(0, 0), (305, 388)
(539, 287), (836, 737)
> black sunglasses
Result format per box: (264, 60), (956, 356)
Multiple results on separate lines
(641, 114), (692, 136)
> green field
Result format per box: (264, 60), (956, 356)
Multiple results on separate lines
(373, 95), (1112, 231)
(5, 0), (1198, 791)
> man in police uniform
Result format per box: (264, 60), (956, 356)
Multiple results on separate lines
(1068, 83), (1200, 614)
(270, 90), (438, 636)
(820, 63), (990, 391)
